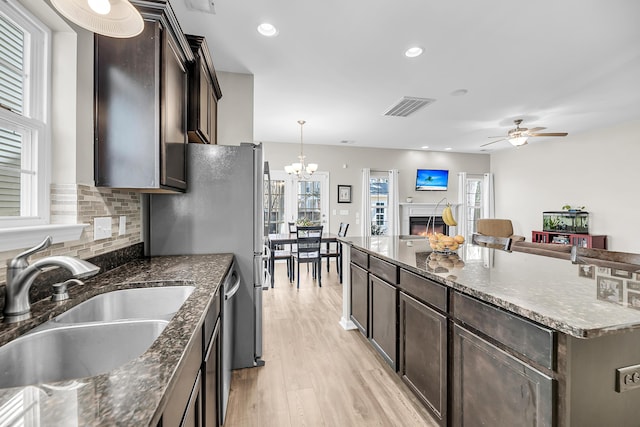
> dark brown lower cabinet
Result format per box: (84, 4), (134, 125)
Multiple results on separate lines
(203, 319), (220, 427)
(452, 324), (553, 427)
(350, 263), (368, 336)
(369, 274), (397, 369)
(399, 292), (447, 426)
(181, 372), (202, 427)
(161, 333), (203, 426)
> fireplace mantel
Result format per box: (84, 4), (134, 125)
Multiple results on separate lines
(400, 202), (460, 235)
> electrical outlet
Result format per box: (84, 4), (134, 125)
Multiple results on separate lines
(616, 364), (640, 392)
(94, 217), (112, 240)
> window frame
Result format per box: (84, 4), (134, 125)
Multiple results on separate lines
(0, 0), (51, 229)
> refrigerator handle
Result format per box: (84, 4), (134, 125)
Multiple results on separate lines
(265, 161), (272, 236)
(254, 145), (265, 253)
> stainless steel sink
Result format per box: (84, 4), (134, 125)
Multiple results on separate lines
(53, 285), (196, 323)
(0, 320), (168, 389)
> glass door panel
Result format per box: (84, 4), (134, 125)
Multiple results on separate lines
(370, 175), (389, 235)
(264, 178), (286, 234)
(465, 178), (483, 241)
(296, 180), (321, 225)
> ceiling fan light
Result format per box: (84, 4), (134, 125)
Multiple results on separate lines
(508, 136), (528, 146)
(51, 0), (144, 38)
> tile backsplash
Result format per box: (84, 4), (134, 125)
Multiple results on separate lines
(0, 184), (143, 285)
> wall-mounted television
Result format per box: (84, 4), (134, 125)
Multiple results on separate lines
(416, 169), (449, 191)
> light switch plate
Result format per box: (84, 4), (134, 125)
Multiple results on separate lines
(119, 216), (126, 236)
(94, 217), (112, 240)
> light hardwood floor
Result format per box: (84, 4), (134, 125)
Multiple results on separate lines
(224, 261), (438, 427)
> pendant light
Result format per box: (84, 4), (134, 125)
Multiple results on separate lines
(284, 120), (318, 179)
(51, 0), (144, 38)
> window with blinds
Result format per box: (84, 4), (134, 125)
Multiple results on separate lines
(0, 14), (25, 217)
(0, 2), (48, 225)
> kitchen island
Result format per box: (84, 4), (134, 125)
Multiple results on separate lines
(340, 236), (640, 427)
(0, 254), (233, 426)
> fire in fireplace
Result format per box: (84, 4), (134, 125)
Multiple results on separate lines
(410, 216), (449, 237)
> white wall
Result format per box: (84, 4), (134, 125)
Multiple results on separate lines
(263, 142), (490, 235)
(28, 0), (95, 185)
(491, 119), (640, 252)
(217, 71), (253, 146)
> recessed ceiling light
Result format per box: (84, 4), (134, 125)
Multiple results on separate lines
(445, 147), (452, 151)
(404, 46), (423, 58)
(421, 145), (429, 149)
(257, 23), (278, 37)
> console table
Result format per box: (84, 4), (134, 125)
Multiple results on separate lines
(531, 230), (607, 249)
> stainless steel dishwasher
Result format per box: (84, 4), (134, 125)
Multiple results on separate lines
(221, 263), (241, 424)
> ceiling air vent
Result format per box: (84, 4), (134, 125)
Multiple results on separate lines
(383, 96), (436, 117)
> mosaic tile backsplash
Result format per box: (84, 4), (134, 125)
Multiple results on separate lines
(0, 184), (143, 286)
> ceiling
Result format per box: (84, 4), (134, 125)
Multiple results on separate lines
(172, 0), (640, 153)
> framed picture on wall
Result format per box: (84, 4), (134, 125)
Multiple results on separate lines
(597, 276), (623, 303)
(578, 265), (595, 279)
(612, 269), (633, 279)
(338, 185), (351, 203)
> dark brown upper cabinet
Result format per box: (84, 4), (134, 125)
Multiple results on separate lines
(94, 1), (193, 192)
(186, 35), (222, 145)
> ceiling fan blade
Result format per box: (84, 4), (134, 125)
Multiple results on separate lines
(480, 138), (504, 147)
(487, 135), (505, 138)
(529, 132), (568, 137)
(526, 127), (546, 133)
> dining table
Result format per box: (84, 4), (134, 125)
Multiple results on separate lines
(266, 232), (339, 288)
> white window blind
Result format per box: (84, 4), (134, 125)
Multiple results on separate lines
(0, 13), (25, 217)
(0, 1), (49, 226)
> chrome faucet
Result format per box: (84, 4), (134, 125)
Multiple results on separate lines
(3, 236), (100, 323)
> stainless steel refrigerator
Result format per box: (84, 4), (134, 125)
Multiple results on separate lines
(148, 143), (266, 422)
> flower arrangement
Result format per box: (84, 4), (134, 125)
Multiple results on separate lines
(295, 217), (314, 227)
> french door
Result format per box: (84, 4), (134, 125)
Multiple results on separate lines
(270, 171), (330, 232)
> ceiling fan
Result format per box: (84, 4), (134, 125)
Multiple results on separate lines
(481, 119), (568, 147)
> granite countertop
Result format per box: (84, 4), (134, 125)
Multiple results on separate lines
(0, 254), (233, 426)
(342, 236), (640, 339)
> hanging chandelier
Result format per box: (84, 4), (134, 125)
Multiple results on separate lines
(284, 120), (318, 178)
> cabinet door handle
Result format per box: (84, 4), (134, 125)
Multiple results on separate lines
(225, 272), (241, 300)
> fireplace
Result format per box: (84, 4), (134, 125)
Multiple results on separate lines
(410, 216), (449, 237)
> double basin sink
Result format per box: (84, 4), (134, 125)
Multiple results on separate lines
(0, 284), (195, 389)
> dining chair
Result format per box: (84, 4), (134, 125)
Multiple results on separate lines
(291, 225), (323, 288)
(269, 244), (293, 285)
(476, 219), (525, 242)
(321, 223), (349, 282)
(271, 222), (298, 283)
